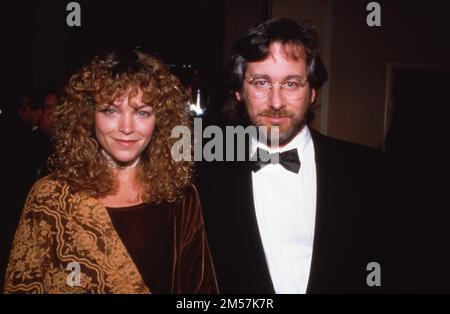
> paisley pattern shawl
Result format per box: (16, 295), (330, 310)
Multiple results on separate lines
(3, 176), (150, 294)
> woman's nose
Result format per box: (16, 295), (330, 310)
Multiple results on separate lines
(118, 114), (133, 135)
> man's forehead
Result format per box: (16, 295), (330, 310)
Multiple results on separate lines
(44, 94), (57, 106)
(45, 94), (57, 101)
(246, 42), (307, 76)
(267, 41), (306, 62)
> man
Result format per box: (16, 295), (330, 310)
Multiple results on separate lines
(3, 91), (54, 256)
(1, 92), (45, 288)
(17, 95), (32, 127)
(40, 91), (57, 135)
(198, 18), (393, 293)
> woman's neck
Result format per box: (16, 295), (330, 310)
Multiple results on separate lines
(101, 170), (144, 208)
(101, 149), (141, 170)
(100, 151), (144, 208)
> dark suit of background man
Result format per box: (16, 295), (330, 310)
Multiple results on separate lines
(198, 18), (394, 294)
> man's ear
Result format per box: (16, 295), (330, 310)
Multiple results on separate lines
(310, 89), (317, 104)
(235, 91), (241, 102)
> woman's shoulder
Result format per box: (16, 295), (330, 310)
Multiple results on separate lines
(152, 184), (202, 218)
(28, 175), (66, 194)
(171, 183), (201, 216)
(25, 175), (71, 206)
(176, 183), (206, 236)
(181, 183), (200, 205)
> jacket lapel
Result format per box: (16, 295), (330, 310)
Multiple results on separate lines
(306, 130), (355, 293)
(306, 130), (331, 293)
(221, 161), (275, 293)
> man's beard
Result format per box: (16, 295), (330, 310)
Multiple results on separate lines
(252, 107), (306, 147)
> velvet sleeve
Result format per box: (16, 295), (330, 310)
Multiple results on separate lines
(175, 184), (219, 294)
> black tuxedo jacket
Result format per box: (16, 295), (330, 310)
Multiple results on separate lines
(197, 129), (394, 293)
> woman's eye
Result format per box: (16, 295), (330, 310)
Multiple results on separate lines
(138, 110), (151, 117)
(104, 107), (117, 115)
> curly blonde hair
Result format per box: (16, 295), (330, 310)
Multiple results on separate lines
(50, 50), (193, 203)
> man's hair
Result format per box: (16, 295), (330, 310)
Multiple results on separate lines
(226, 18), (328, 124)
(228, 17), (328, 93)
(50, 49), (192, 204)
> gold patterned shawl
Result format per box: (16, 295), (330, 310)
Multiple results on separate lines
(3, 176), (151, 294)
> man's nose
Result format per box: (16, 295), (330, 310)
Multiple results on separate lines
(268, 84), (283, 110)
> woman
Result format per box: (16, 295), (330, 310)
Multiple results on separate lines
(3, 50), (218, 294)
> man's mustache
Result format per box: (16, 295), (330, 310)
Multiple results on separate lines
(257, 108), (293, 118)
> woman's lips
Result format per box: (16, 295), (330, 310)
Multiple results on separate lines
(114, 139), (139, 147)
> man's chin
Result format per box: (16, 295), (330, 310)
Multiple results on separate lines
(257, 127), (286, 146)
(259, 124), (305, 147)
(256, 118), (289, 132)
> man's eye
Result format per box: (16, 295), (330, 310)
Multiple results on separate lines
(254, 80), (269, 87)
(283, 81), (300, 89)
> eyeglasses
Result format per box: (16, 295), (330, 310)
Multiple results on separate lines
(244, 76), (309, 100)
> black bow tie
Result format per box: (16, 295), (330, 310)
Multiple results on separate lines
(253, 148), (301, 174)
